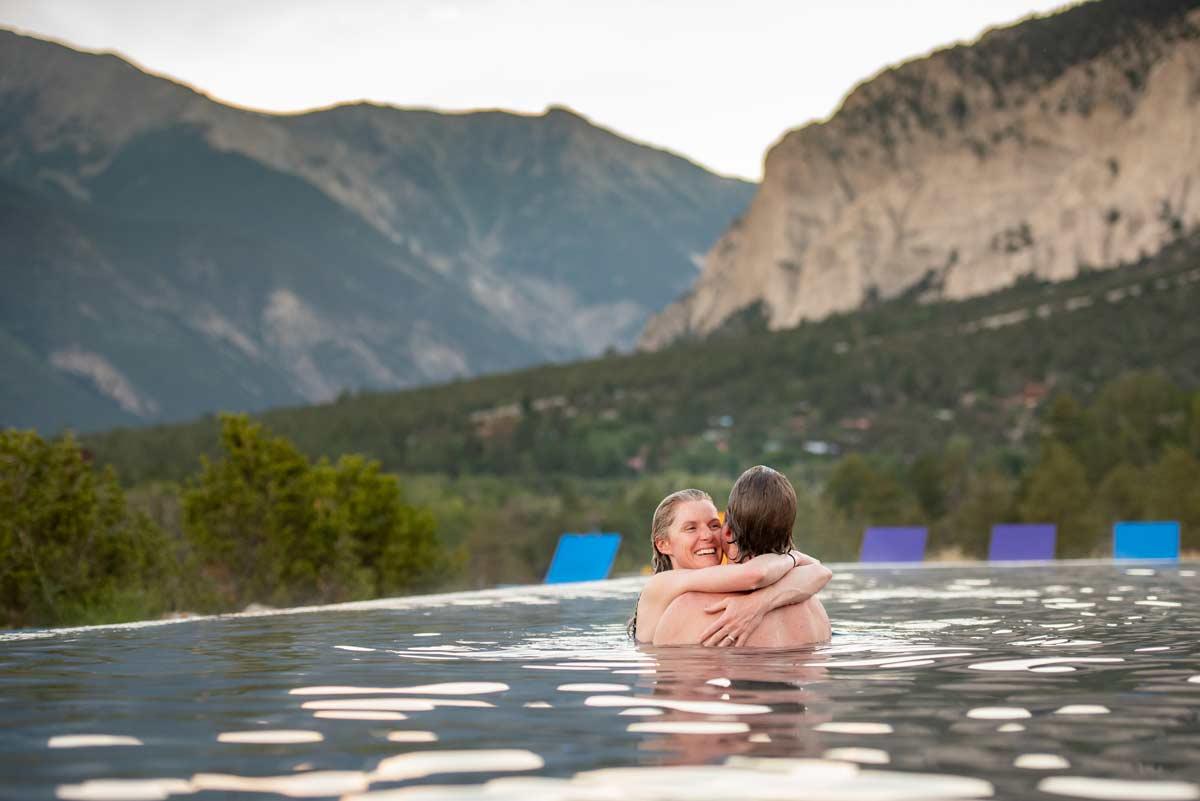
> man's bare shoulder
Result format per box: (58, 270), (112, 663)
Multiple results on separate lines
(653, 592), (831, 647)
(761, 597), (831, 647)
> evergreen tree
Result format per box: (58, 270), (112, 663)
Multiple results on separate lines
(1085, 371), (1187, 479)
(183, 415), (449, 608)
(938, 436), (975, 516)
(794, 489), (860, 563)
(1094, 463), (1147, 524)
(1020, 441), (1099, 557)
(328, 454), (448, 596)
(1044, 393), (1089, 457)
(0, 430), (169, 627)
(910, 452), (947, 521)
(1142, 448), (1200, 551)
(825, 454), (922, 527)
(934, 469), (1016, 559)
(1189, 393), (1200, 456)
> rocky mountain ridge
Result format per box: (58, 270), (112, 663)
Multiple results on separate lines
(0, 30), (754, 431)
(640, 0), (1200, 347)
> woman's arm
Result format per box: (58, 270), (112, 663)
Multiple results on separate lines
(699, 561), (833, 646)
(649, 551), (796, 601)
(635, 552), (795, 642)
(750, 560), (832, 607)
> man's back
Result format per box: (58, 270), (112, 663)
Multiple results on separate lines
(652, 591), (831, 647)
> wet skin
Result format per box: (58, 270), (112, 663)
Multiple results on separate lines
(655, 503), (832, 647)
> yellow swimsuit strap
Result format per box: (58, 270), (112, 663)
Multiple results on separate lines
(719, 510), (728, 564)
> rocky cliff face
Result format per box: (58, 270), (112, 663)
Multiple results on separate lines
(0, 31), (753, 431)
(641, 0), (1200, 348)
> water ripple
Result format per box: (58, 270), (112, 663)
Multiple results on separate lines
(2, 563), (1198, 800)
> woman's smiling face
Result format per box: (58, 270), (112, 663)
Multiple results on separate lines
(655, 499), (724, 569)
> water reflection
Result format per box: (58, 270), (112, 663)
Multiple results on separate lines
(1, 565), (1199, 800)
(627, 644), (830, 764)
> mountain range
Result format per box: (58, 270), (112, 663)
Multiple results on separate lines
(0, 29), (753, 431)
(8, 0), (1199, 435)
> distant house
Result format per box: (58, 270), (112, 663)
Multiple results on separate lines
(468, 403), (523, 439)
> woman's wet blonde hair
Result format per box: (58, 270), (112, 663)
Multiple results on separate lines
(628, 488), (713, 638)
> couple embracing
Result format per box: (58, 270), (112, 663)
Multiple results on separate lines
(631, 465), (832, 647)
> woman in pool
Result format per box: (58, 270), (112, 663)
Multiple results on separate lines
(654, 465), (832, 647)
(631, 468), (832, 646)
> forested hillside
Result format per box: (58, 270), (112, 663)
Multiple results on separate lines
(87, 228), (1200, 486)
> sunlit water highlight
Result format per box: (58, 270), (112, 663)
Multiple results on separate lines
(3, 564), (1200, 800)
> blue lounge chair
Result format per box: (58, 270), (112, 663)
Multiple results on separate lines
(989, 523), (1056, 561)
(1113, 521), (1180, 561)
(859, 527), (927, 563)
(544, 532), (622, 583)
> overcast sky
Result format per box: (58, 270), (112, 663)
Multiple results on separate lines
(0, 0), (1076, 179)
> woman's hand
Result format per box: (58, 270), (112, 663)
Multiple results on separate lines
(696, 560), (833, 646)
(699, 592), (772, 647)
(790, 549), (818, 566)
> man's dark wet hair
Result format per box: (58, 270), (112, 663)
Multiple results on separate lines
(725, 465), (796, 560)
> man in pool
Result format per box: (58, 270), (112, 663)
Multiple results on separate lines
(659, 465), (832, 646)
(633, 466), (832, 647)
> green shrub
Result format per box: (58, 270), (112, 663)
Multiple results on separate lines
(182, 415), (451, 609)
(1019, 441), (1101, 558)
(0, 430), (170, 627)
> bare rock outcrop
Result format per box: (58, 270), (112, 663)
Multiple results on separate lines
(641, 0), (1200, 347)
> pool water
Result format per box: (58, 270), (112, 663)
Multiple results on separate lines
(2, 563), (1199, 801)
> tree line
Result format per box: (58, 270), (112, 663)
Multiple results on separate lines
(820, 371), (1200, 559)
(0, 415), (447, 628)
(4, 369), (1198, 628)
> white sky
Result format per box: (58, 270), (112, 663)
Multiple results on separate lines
(0, 0), (1075, 180)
